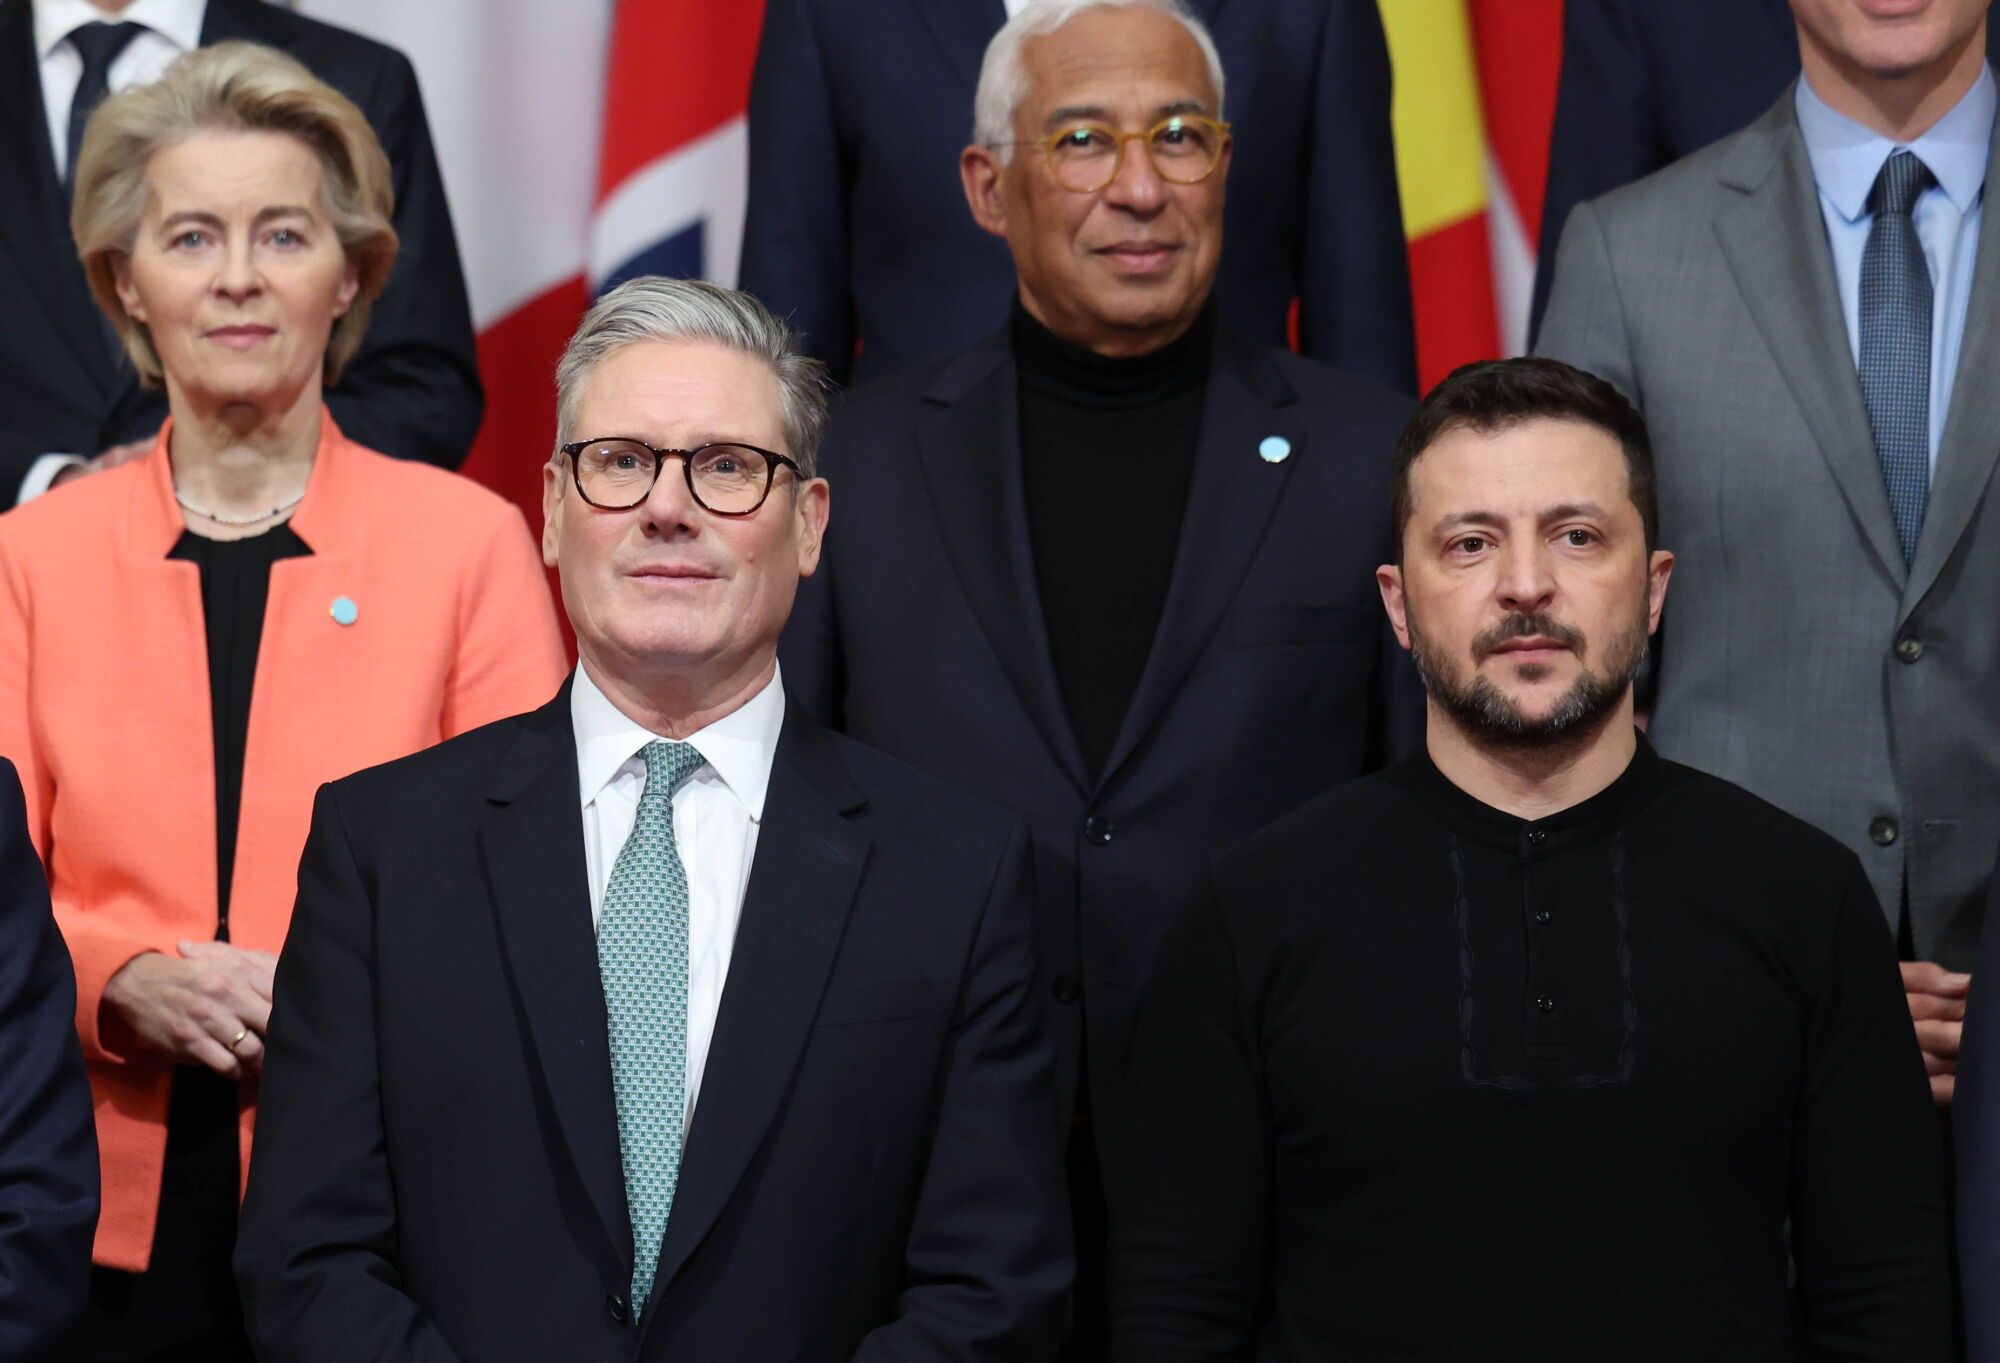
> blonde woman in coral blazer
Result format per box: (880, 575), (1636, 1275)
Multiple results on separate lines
(0, 44), (565, 1360)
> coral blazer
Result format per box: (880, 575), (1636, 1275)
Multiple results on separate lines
(0, 412), (567, 1270)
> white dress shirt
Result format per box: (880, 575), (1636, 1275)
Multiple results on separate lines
(22, 0), (203, 504)
(571, 661), (785, 1124)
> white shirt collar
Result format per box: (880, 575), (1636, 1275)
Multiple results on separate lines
(33, 0), (204, 60)
(570, 661), (786, 821)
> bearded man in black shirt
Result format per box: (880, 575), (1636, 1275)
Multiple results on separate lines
(1104, 356), (1953, 1361)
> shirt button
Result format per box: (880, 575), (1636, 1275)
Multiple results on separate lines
(605, 1291), (630, 1325)
(1869, 816), (1899, 847)
(1895, 636), (1924, 663)
(1536, 994), (1556, 1013)
(1526, 829), (1548, 847)
(1051, 974), (1082, 1005)
(1534, 909), (1552, 926)
(1083, 816), (1115, 846)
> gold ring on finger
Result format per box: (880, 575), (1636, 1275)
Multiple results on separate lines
(229, 1027), (249, 1052)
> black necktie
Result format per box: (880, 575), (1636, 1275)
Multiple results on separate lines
(1858, 149), (1936, 567)
(65, 21), (144, 191)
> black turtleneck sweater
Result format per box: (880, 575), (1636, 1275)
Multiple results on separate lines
(1105, 736), (1953, 1361)
(1013, 298), (1215, 779)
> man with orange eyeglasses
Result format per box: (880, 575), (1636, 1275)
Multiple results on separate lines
(777, 2), (1417, 1352)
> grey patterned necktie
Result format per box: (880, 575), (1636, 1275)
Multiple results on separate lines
(598, 739), (706, 1312)
(1859, 148), (1936, 567)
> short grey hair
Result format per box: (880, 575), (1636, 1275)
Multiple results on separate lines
(554, 276), (831, 478)
(972, 0), (1226, 155)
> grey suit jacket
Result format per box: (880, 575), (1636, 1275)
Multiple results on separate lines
(1538, 85), (2000, 969)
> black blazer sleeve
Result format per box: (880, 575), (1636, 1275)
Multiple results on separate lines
(855, 819), (1071, 1360)
(235, 786), (465, 1363)
(1295, 0), (1415, 394)
(0, 757), (97, 1362)
(1957, 855), (2000, 1360)
(739, 0), (857, 383)
(322, 48), (482, 469)
(1102, 878), (1267, 1361)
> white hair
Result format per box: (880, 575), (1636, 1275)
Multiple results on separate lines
(972, 0), (1227, 156)
(554, 277), (830, 477)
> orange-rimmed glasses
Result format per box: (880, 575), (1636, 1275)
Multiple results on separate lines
(1001, 113), (1231, 193)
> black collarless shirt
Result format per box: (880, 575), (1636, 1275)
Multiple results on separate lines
(1106, 736), (1952, 1361)
(1013, 298), (1214, 779)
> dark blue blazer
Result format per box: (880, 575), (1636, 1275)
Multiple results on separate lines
(1530, 0), (2000, 340)
(0, 0), (482, 502)
(1957, 853), (2000, 1359)
(0, 757), (97, 1362)
(740, 0), (1415, 394)
(235, 687), (1069, 1363)
(779, 324), (1417, 1120)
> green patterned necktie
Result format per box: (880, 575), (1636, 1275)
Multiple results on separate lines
(598, 738), (706, 1311)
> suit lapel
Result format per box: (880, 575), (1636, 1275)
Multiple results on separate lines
(1714, 94), (1908, 589)
(651, 711), (870, 1301)
(477, 690), (632, 1285)
(1906, 106), (2000, 616)
(916, 336), (1092, 793)
(0, 1), (119, 387)
(1095, 328), (1300, 790)
(906, 0), (1004, 92)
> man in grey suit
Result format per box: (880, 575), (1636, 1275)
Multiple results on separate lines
(1539, 0), (1996, 1107)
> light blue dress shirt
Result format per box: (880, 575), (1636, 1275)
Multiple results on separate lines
(1796, 67), (1994, 473)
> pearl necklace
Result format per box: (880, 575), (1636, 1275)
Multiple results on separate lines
(172, 487), (306, 527)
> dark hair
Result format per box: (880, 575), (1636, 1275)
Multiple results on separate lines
(1388, 357), (1658, 562)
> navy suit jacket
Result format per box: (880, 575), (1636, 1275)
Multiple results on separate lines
(779, 324), (1416, 1120)
(0, 0), (482, 503)
(236, 687), (1069, 1363)
(0, 757), (97, 1362)
(740, 0), (1415, 394)
(1530, 0), (2000, 340)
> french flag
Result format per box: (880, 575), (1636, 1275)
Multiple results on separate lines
(295, 0), (766, 529)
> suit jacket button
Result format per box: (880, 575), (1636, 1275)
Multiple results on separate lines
(1083, 816), (1114, 846)
(1870, 817), (1899, 847)
(1052, 973), (1082, 1005)
(1896, 636), (1924, 663)
(606, 1290), (630, 1324)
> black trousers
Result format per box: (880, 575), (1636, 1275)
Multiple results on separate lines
(60, 1066), (252, 1363)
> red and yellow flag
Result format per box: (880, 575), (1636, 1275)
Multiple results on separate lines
(1380, 0), (1563, 391)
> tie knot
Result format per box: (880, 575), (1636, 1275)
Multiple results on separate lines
(1870, 150), (1936, 218)
(67, 21), (143, 78)
(638, 740), (704, 800)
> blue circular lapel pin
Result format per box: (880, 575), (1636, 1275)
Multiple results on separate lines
(329, 596), (359, 626)
(1259, 435), (1292, 464)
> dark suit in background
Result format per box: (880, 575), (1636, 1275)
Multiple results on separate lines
(740, 0), (1415, 393)
(0, 0), (481, 503)
(1956, 857), (2000, 1360)
(781, 322), (1413, 1142)
(0, 757), (98, 1362)
(1530, 0), (2000, 339)
(236, 693), (1068, 1362)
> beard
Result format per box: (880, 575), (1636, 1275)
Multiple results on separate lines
(1407, 601), (1650, 751)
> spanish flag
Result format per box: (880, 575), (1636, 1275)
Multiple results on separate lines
(1380, 0), (1563, 391)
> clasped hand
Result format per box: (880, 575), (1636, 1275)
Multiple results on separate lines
(102, 940), (279, 1078)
